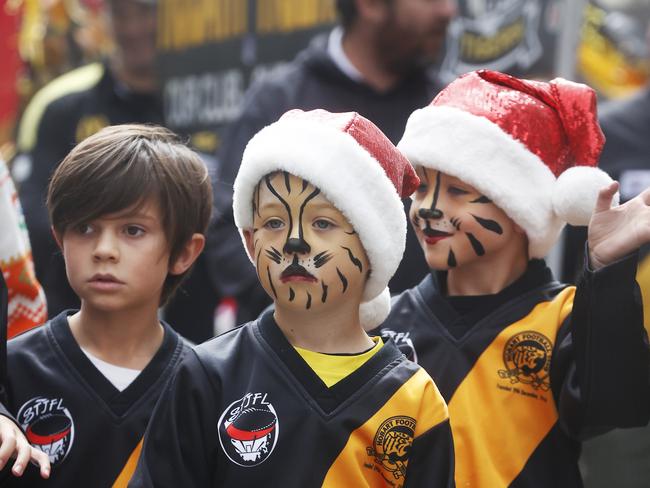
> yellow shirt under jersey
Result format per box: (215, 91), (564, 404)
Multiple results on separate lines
(295, 337), (383, 388)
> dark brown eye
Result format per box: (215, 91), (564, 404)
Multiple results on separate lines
(125, 226), (145, 237)
(76, 223), (93, 235)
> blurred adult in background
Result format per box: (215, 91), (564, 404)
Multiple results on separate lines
(561, 1), (650, 487)
(11, 0), (162, 318)
(207, 0), (456, 325)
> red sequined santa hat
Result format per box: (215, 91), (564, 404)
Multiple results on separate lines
(234, 109), (419, 329)
(398, 69), (615, 258)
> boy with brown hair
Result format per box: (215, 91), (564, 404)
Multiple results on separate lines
(131, 109), (454, 487)
(376, 70), (650, 487)
(3, 124), (212, 487)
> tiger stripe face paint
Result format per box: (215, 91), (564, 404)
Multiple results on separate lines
(410, 166), (523, 272)
(249, 172), (369, 312)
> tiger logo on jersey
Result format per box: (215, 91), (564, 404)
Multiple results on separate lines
(498, 330), (552, 390)
(218, 392), (279, 467)
(367, 416), (416, 482)
(16, 397), (75, 465)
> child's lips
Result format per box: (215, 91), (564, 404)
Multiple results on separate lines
(423, 228), (452, 245)
(280, 265), (317, 283)
(88, 273), (125, 290)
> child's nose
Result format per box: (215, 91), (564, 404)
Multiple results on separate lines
(418, 207), (444, 220)
(93, 233), (119, 261)
(283, 237), (311, 255)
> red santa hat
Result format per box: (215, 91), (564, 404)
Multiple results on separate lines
(398, 69), (615, 259)
(233, 109), (419, 329)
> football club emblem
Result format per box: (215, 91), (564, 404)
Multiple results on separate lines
(218, 392), (279, 467)
(498, 330), (553, 390)
(366, 416), (416, 482)
(17, 397), (75, 465)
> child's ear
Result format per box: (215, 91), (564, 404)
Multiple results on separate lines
(242, 229), (255, 262)
(51, 227), (64, 250)
(169, 233), (206, 276)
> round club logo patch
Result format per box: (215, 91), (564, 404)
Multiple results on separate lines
(498, 330), (553, 390)
(366, 416), (415, 481)
(17, 397), (75, 465)
(218, 392), (279, 467)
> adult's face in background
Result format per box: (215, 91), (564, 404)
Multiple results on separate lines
(107, 0), (157, 77)
(377, 0), (456, 74)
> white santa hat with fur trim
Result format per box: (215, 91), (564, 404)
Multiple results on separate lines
(233, 109), (420, 330)
(398, 69), (615, 259)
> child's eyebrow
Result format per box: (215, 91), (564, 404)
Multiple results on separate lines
(305, 201), (337, 211)
(257, 201), (285, 211)
(107, 210), (158, 221)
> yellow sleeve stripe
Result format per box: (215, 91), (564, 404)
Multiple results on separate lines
(635, 254), (650, 336)
(111, 438), (143, 488)
(17, 63), (104, 152)
(322, 367), (448, 487)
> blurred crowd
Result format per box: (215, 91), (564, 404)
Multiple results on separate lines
(2, 0), (650, 486)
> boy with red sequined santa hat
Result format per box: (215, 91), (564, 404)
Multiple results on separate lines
(374, 70), (650, 487)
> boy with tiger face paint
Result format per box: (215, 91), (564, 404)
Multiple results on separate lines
(375, 70), (650, 487)
(130, 109), (456, 487)
(247, 171), (370, 319)
(410, 169), (528, 291)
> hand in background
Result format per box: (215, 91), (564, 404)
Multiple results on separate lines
(588, 181), (650, 269)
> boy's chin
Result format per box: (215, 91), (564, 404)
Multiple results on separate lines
(422, 250), (454, 271)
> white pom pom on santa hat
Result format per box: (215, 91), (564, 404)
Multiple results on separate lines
(359, 288), (391, 331)
(552, 166), (619, 226)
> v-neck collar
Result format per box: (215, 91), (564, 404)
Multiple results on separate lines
(48, 311), (181, 417)
(415, 267), (565, 345)
(255, 311), (403, 415)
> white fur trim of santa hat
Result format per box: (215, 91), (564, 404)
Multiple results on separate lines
(233, 117), (406, 316)
(398, 105), (615, 258)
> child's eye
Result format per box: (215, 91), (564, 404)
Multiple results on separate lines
(125, 225), (145, 237)
(313, 219), (334, 230)
(76, 223), (93, 235)
(448, 186), (470, 196)
(416, 183), (428, 193)
(264, 219), (284, 230)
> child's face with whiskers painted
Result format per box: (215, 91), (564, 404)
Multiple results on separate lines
(244, 172), (370, 312)
(410, 166), (525, 272)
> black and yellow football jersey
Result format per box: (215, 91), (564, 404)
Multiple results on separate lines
(1, 311), (189, 487)
(377, 255), (649, 487)
(130, 311), (454, 487)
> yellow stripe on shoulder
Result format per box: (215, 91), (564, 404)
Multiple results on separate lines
(17, 63), (105, 152)
(321, 367), (448, 487)
(111, 438), (143, 488)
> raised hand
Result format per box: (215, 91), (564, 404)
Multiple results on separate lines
(0, 415), (50, 479)
(588, 181), (650, 270)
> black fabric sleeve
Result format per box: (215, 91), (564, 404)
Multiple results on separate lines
(551, 250), (650, 440)
(129, 350), (221, 488)
(404, 419), (455, 488)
